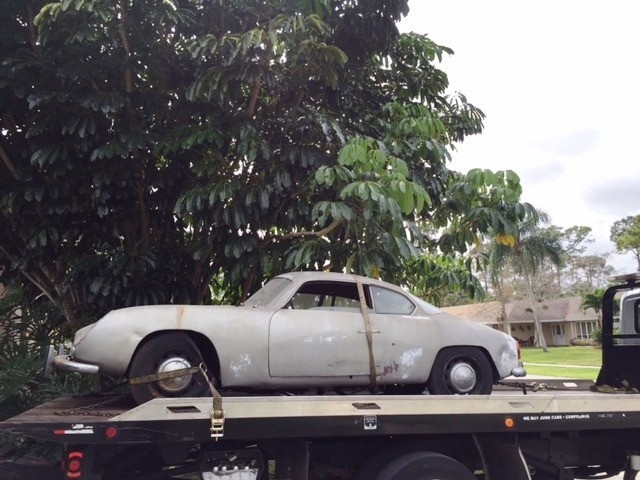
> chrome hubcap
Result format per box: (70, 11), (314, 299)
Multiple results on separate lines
(156, 357), (192, 394)
(449, 361), (477, 393)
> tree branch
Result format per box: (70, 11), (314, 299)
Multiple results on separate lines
(240, 268), (256, 302)
(0, 245), (58, 306)
(26, 4), (40, 56)
(117, 0), (134, 93)
(0, 143), (21, 180)
(265, 219), (346, 244)
(246, 74), (262, 117)
(293, 89), (306, 110)
(133, 151), (150, 245)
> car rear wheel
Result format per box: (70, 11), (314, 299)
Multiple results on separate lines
(426, 347), (493, 395)
(128, 332), (211, 405)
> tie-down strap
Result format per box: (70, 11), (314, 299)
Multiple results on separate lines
(355, 276), (377, 389)
(129, 364), (224, 439)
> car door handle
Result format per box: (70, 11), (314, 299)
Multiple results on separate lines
(357, 329), (381, 334)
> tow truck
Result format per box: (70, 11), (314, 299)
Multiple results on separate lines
(1, 274), (639, 480)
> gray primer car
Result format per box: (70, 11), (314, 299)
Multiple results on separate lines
(52, 271), (525, 404)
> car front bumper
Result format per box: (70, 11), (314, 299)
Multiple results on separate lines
(511, 362), (527, 377)
(43, 345), (100, 376)
(54, 355), (100, 374)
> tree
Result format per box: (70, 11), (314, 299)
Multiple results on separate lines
(495, 225), (611, 300)
(399, 168), (538, 306)
(580, 288), (604, 322)
(565, 254), (613, 293)
(401, 253), (485, 306)
(2, 0), (531, 326)
(611, 215), (640, 271)
(581, 288), (605, 345)
(488, 212), (564, 351)
(538, 225), (615, 295)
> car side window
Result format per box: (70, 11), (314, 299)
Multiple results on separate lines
(288, 281), (369, 310)
(371, 286), (415, 315)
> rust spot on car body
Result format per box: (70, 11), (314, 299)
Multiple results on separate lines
(382, 362), (399, 376)
(176, 306), (185, 329)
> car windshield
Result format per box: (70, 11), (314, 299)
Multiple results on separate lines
(243, 277), (292, 308)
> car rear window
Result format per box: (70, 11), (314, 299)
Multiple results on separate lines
(371, 286), (415, 315)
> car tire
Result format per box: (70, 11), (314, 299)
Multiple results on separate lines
(373, 451), (477, 480)
(426, 347), (493, 395)
(128, 332), (211, 405)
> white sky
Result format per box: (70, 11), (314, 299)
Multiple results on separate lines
(399, 0), (640, 274)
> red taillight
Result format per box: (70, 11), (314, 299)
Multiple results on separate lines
(63, 450), (84, 479)
(105, 426), (118, 439)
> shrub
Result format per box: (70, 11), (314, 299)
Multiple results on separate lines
(570, 337), (595, 346)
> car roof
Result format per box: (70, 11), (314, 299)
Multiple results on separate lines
(274, 271), (404, 291)
(272, 271), (444, 315)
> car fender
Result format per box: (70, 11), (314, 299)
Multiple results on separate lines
(73, 305), (272, 385)
(428, 313), (518, 379)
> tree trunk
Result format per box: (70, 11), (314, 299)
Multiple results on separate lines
(521, 259), (548, 352)
(495, 278), (510, 335)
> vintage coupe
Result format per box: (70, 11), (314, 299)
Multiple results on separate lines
(50, 271), (525, 404)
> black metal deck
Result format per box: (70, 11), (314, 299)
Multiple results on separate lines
(3, 384), (640, 446)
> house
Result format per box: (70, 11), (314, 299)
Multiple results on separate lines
(442, 297), (600, 347)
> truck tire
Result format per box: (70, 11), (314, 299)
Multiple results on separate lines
(128, 332), (211, 405)
(373, 451), (477, 480)
(426, 347), (493, 395)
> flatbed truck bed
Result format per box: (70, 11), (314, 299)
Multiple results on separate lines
(4, 385), (638, 444)
(3, 384), (640, 480)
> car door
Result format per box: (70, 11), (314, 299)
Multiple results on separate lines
(268, 280), (372, 377)
(368, 285), (433, 383)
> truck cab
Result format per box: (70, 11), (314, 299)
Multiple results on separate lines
(596, 272), (640, 388)
(619, 287), (640, 344)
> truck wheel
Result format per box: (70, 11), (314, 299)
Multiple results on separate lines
(128, 332), (211, 405)
(426, 347), (493, 395)
(374, 452), (477, 480)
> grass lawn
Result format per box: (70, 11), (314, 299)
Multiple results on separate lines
(520, 346), (602, 380)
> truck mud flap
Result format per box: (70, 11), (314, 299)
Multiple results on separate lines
(474, 433), (531, 480)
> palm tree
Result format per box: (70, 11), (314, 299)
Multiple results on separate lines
(581, 288), (605, 324)
(489, 211), (564, 352)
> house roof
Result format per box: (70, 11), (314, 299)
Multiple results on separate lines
(441, 301), (504, 326)
(443, 297), (598, 325)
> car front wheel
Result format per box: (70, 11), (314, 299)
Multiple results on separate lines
(128, 332), (211, 405)
(426, 347), (493, 395)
